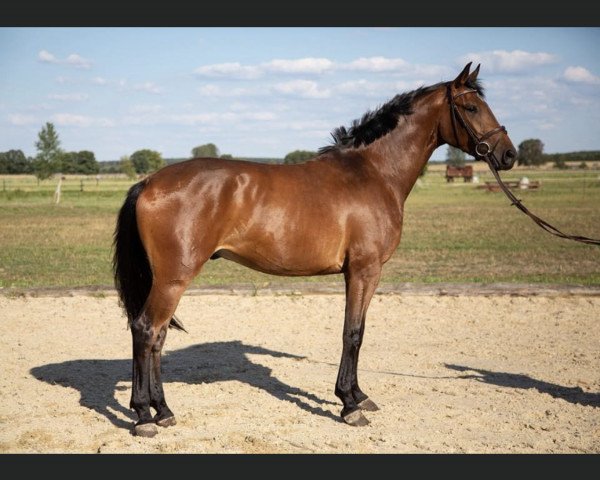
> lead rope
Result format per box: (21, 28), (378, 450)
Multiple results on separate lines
(488, 165), (600, 246)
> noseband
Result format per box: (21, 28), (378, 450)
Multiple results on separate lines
(447, 84), (507, 168)
(445, 83), (600, 246)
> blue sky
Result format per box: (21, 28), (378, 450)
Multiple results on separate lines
(1, 27), (599, 161)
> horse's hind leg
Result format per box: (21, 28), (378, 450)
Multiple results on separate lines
(150, 323), (176, 427)
(335, 260), (381, 426)
(130, 279), (192, 437)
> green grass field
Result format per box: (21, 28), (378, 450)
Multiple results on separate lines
(1, 166), (599, 289)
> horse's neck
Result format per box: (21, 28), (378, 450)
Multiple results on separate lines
(364, 93), (442, 203)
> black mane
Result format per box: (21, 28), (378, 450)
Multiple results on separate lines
(319, 79), (485, 154)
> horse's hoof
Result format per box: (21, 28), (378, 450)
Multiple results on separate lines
(156, 415), (177, 428)
(358, 398), (380, 412)
(342, 409), (370, 426)
(134, 423), (158, 438)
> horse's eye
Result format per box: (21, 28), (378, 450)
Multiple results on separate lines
(465, 104), (478, 113)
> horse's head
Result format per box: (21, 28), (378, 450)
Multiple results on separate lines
(440, 62), (516, 171)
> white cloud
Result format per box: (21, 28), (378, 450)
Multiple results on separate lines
(88, 76), (130, 92)
(193, 57), (448, 80)
(122, 110), (277, 127)
(65, 53), (92, 69)
(194, 62), (261, 79)
(247, 111), (277, 121)
(563, 66), (600, 85)
(197, 84), (259, 97)
(537, 121), (558, 130)
(133, 82), (163, 94)
(8, 114), (38, 126)
(55, 76), (73, 84)
(129, 104), (163, 114)
(52, 113), (114, 127)
(48, 93), (89, 101)
(344, 56), (408, 72)
(228, 102), (250, 111)
(273, 80), (331, 99)
(337, 79), (382, 95)
(198, 84), (222, 96)
(458, 50), (557, 73)
(264, 58), (334, 74)
(277, 120), (332, 131)
(24, 103), (52, 111)
(38, 50), (57, 63)
(344, 58), (450, 78)
(38, 50), (92, 69)
(195, 59), (334, 79)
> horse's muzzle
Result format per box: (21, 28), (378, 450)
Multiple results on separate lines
(500, 148), (517, 170)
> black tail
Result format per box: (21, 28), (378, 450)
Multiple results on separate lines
(113, 180), (187, 332)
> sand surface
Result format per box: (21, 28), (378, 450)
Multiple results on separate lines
(0, 290), (598, 453)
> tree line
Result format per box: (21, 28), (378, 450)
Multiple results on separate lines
(2, 124), (597, 178)
(515, 139), (598, 169)
(0, 123), (100, 178)
(445, 139), (598, 170)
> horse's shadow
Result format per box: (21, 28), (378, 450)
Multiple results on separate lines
(445, 364), (600, 408)
(30, 341), (340, 431)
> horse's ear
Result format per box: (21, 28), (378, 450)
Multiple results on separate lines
(466, 63), (481, 84)
(453, 62), (472, 88)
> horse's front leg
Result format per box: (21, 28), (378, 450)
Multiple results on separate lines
(335, 260), (382, 426)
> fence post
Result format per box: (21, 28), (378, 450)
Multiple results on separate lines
(54, 177), (62, 204)
(80, 179), (84, 192)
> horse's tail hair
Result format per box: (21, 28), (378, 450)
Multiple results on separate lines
(113, 180), (187, 333)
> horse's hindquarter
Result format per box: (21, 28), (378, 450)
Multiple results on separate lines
(137, 158), (402, 278)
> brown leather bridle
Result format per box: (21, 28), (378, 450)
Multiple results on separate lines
(446, 83), (600, 246)
(447, 84), (507, 168)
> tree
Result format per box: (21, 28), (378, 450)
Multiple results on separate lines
(120, 155), (137, 179)
(446, 146), (466, 167)
(75, 150), (99, 174)
(32, 157), (54, 180)
(553, 157), (568, 170)
(283, 150), (317, 165)
(57, 150), (99, 174)
(0, 150), (32, 174)
(131, 149), (165, 174)
(517, 139), (545, 166)
(34, 122), (63, 180)
(58, 151), (77, 173)
(220, 154), (234, 160)
(191, 143), (219, 158)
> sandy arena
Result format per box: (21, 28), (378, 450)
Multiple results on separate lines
(0, 286), (598, 453)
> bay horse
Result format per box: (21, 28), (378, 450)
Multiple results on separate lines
(114, 63), (517, 437)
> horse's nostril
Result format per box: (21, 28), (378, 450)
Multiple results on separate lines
(505, 149), (516, 159)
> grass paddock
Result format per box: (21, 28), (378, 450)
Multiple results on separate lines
(1, 165), (599, 289)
